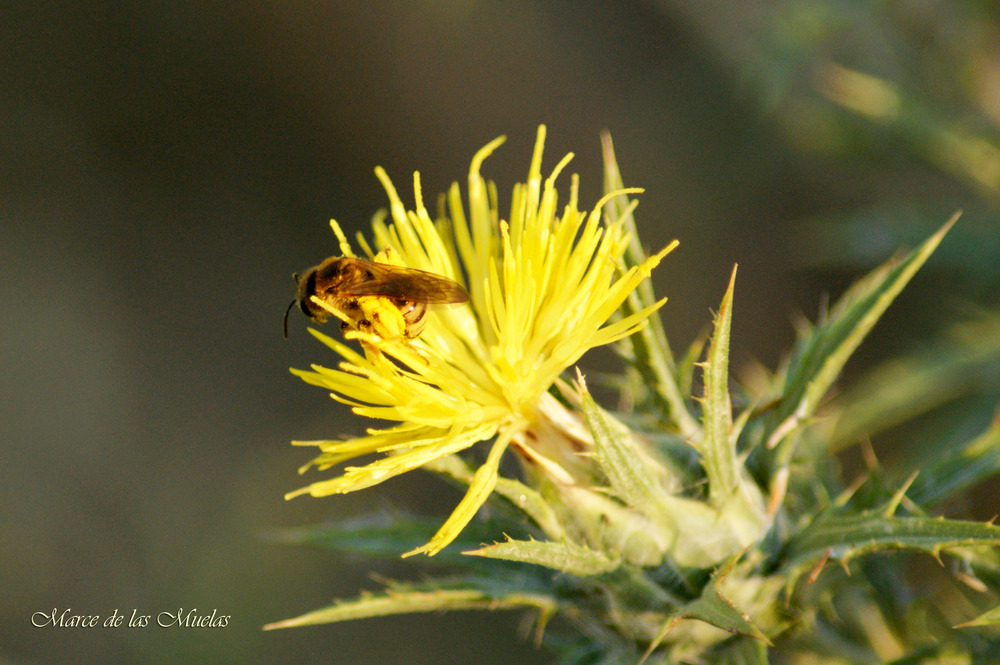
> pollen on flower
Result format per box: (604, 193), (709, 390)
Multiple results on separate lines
(287, 125), (677, 556)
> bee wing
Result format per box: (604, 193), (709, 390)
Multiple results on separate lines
(338, 259), (470, 304)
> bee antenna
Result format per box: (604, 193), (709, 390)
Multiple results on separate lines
(283, 299), (297, 339)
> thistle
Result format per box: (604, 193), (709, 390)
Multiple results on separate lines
(267, 127), (1000, 664)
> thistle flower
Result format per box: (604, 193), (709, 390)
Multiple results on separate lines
(273, 130), (1000, 664)
(288, 125), (676, 556)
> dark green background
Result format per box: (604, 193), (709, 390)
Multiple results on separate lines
(3, 2), (995, 663)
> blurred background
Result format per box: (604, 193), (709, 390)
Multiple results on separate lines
(3, 1), (998, 663)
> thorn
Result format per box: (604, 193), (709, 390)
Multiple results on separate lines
(860, 437), (879, 469)
(807, 548), (833, 584)
(835, 472), (868, 508)
(767, 413), (799, 449)
(767, 466), (789, 518)
(956, 571), (988, 593)
(884, 470), (919, 517)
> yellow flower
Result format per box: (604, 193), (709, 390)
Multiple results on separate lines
(288, 126), (677, 556)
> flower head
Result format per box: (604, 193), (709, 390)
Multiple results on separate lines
(288, 126), (676, 555)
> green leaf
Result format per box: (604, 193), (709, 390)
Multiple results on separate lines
(601, 130), (700, 439)
(776, 512), (1000, 575)
(907, 415), (1000, 507)
(466, 537), (620, 576)
(579, 377), (667, 508)
(580, 377), (676, 522)
(579, 374), (768, 567)
(955, 603), (1000, 628)
(827, 311), (1000, 451)
(768, 213), (959, 451)
(699, 267), (770, 546)
(265, 512), (519, 568)
(642, 557), (770, 663)
(267, 514), (442, 559)
(707, 636), (772, 665)
(702, 266), (739, 504)
(264, 587), (556, 630)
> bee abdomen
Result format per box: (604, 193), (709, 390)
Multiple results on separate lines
(397, 300), (428, 338)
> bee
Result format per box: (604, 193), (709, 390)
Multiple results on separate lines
(285, 249), (469, 340)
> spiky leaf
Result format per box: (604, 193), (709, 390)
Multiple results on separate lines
(776, 512), (1000, 576)
(580, 377), (676, 534)
(466, 537), (620, 576)
(602, 131), (699, 438)
(907, 415), (1000, 507)
(643, 557), (770, 662)
(264, 587), (555, 630)
(956, 603), (1000, 628)
(768, 213), (959, 450)
(702, 266), (739, 503)
(827, 312), (1000, 451)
